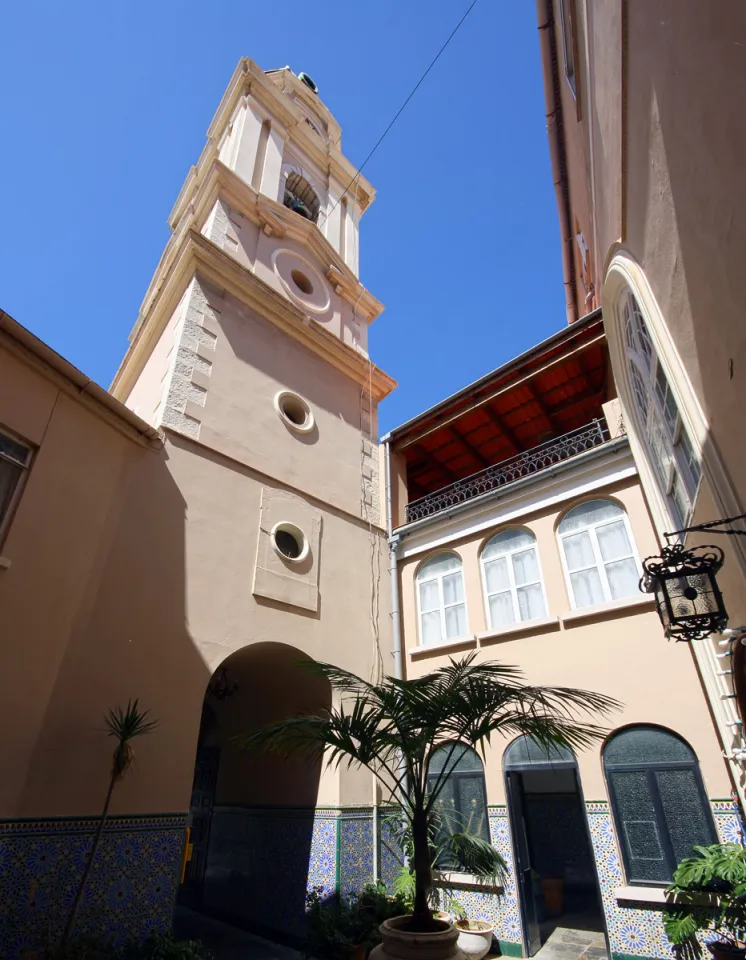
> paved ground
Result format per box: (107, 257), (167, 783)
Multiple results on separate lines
(174, 907), (304, 960)
(533, 922), (609, 960)
(175, 906), (609, 960)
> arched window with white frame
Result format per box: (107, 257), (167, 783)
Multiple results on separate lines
(481, 528), (546, 628)
(558, 500), (640, 608)
(623, 291), (701, 525)
(416, 553), (468, 646)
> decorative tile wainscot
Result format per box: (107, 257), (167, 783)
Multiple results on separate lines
(585, 799), (745, 960)
(0, 814), (187, 959)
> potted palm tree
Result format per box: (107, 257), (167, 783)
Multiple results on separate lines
(391, 811), (505, 959)
(238, 654), (617, 960)
(664, 843), (746, 960)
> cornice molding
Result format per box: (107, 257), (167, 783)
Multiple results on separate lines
(134, 160), (383, 342)
(169, 58), (374, 232)
(0, 313), (161, 450)
(110, 229), (396, 403)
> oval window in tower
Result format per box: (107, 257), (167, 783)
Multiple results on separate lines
(271, 521), (310, 563)
(271, 249), (331, 316)
(274, 390), (315, 434)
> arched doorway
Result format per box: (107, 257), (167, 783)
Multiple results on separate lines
(504, 737), (604, 957)
(179, 643), (332, 940)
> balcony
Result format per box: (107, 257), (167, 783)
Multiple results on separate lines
(403, 419), (615, 524)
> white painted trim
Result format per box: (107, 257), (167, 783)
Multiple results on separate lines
(273, 390), (314, 434)
(557, 500), (643, 609)
(477, 616), (560, 643)
(602, 252), (746, 816)
(270, 247), (331, 315)
(479, 529), (549, 630)
(603, 251), (745, 564)
(559, 594), (655, 625)
(408, 636), (477, 658)
(271, 521), (310, 564)
(398, 447), (637, 560)
(415, 553), (470, 648)
(614, 886), (719, 907)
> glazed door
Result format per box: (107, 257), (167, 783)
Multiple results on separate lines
(506, 771), (541, 956)
(180, 745), (220, 906)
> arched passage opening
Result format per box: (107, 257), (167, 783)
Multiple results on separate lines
(504, 736), (604, 957)
(179, 642), (332, 939)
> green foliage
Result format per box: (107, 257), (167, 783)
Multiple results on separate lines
(45, 933), (212, 960)
(664, 843), (746, 957)
(305, 883), (409, 960)
(122, 932), (213, 960)
(239, 653), (617, 927)
(388, 811), (505, 919)
(46, 935), (118, 959)
(60, 700), (159, 949)
(105, 699), (159, 781)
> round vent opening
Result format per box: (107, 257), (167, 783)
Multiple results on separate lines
(271, 522), (309, 563)
(291, 269), (314, 295)
(274, 390), (314, 434)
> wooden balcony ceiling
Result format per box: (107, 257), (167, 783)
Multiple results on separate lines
(395, 317), (608, 501)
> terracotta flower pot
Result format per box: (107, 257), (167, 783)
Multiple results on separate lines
(369, 915), (463, 960)
(707, 942), (746, 960)
(541, 877), (565, 918)
(455, 920), (494, 960)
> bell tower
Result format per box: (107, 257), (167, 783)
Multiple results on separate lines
(107, 63), (397, 923)
(111, 57), (395, 527)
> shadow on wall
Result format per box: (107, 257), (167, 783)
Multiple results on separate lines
(4, 443), (213, 951)
(184, 643), (332, 942)
(622, 3), (746, 491)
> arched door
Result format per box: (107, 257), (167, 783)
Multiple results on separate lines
(504, 737), (604, 957)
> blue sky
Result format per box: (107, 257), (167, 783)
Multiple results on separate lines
(0, 0), (564, 433)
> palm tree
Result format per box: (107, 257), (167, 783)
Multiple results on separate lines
(60, 700), (158, 947)
(237, 653), (619, 932)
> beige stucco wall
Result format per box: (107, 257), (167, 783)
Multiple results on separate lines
(571, 0), (746, 512)
(125, 285), (189, 425)
(398, 474), (731, 805)
(0, 342), (152, 818)
(0, 327), (391, 822)
(196, 196), (369, 355)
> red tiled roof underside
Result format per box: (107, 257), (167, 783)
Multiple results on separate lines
(398, 330), (609, 501)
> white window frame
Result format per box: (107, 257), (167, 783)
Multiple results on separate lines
(0, 427), (32, 545)
(557, 500), (643, 609)
(416, 553), (469, 647)
(558, 0), (577, 99)
(622, 292), (701, 527)
(480, 529), (548, 629)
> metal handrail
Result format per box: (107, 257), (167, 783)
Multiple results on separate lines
(404, 419), (613, 523)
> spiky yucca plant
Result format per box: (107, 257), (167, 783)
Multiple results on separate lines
(60, 700), (158, 947)
(238, 653), (619, 932)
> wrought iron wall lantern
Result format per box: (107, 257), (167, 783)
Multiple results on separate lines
(640, 513), (746, 642)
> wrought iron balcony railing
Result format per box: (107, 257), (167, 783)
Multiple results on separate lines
(404, 419), (613, 524)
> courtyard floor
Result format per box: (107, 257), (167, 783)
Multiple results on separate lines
(174, 908), (305, 960)
(534, 920), (609, 960)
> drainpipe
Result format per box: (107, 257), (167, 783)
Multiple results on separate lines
(537, 0), (578, 325)
(383, 436), (404, 681)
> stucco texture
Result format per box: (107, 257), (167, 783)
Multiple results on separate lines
(398, 476), (731, 805)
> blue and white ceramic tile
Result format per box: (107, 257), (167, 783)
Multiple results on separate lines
(442, 809), (523, 952)
(378, 810), (405, 891)
(0, 815), (186, 960)
(338, 813), (374, 897)
(585, 799), (745, 960)
(307, 812), (338, 897)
